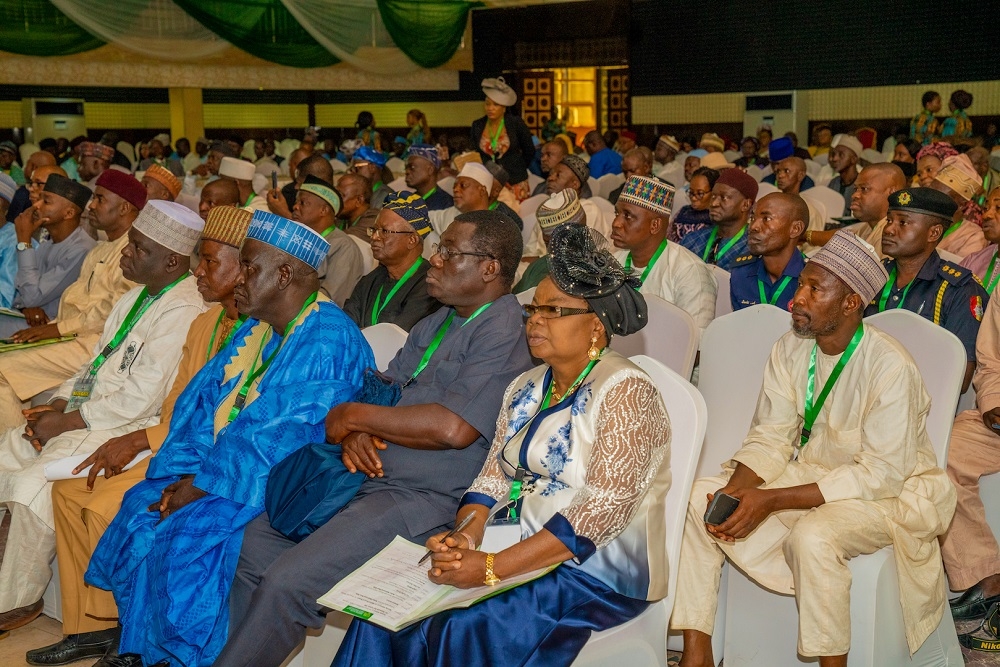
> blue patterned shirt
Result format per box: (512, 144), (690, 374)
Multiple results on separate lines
(679, 224), (750, 271)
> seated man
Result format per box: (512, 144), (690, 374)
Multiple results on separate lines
(264, 149), (318, 218)
(343, 192), (440, 331)
(85, 211), (374, 667)
(653, 134), (685, 187)
(930, 154), (988, 260)
(6, 151), (57, 222)
(0, 175), (96, 337)
(673, 230), (956, 667)
(0, 170), (145, 430)
(350, 146), (393, 209)
(292, 175), (364, 306)
(0, 200), (207, 633)
(611, 175), (717, 332)
(219, 157), (268, 213)
(26, 206), (253, 667)
(729, 192), (807, 310)
(680, 168), (758, 270)
(484, 161), (524, 225)
(513, 189), (588, 292)
(826, 134), (862, 216)
(140, 163), (181, 203)
(335, 172), (379, 242)
(215, 210), (534, 667)
(864, 187), (987, 391)
(609, 147), (655, 204)
(76, 142), (114, 189)
(430, 163), (520, 240)
(197, 178), (241, 221)
(404, 144), (453, 211)
(531, 139), (569, 195)
(762, 137), (815, 191)
(583, 130), (622, 178)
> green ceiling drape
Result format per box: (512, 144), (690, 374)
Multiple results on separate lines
(0, 0), (105, 56)
(172, 0), (339, 68)
(377, 0), (477, 69)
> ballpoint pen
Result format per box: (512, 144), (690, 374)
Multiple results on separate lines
(418, 512), (476, 566)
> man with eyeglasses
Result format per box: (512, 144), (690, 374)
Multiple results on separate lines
(680, 168), (758, 270)
(6, 151), (59, 223)
(291, 174), (364, 306)
(217, 209), (533, 667)
(343, 192), (441, 331)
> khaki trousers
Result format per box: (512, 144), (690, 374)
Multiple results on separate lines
(51, 459), (150, 634)
(0, 503), (54, 612)
(671, 475), (893, 657)
(0, 336), (95, 432)
(940, 409), (1000, 590)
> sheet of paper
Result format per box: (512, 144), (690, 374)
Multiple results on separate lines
(0, 336), (76, 354)
(44, 449), (152, 482)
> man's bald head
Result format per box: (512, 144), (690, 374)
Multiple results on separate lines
(287, 148), (311, 179)
(296, 154), (334, 186)
(748, 192), (807, 256)
(28, 165), (67, 203)
(849, 163), (907, 223)
(25, 150), (56, 179)
(774, 157), (807, 194)
(198, 179), (241, 220)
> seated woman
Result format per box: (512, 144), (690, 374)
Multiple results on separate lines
(333, 224), (672, 666)
(669, 166), (719, 243)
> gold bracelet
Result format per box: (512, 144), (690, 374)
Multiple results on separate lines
(805, 230), (813, 244)
(484, 552), (501, 586)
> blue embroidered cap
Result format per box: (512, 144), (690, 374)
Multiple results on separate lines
(618, 175), (675, 218)
(383, 190), (432, 237)
(246, 210), (329, 271)
(405, 143), (440, 170)
(353, 146), (388, 168)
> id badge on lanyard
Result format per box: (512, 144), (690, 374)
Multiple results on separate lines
(492, 467), (527, 526)
(65, 373), (97, 412)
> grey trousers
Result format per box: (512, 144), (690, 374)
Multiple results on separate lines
(215, 489), (452, 667)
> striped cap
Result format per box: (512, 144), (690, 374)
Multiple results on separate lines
(299, 175), (342, 215)
(618, 175), (675, 218)
(809, 229), (888, 303)
(246, 210), (329, 271)
(383, 190), (432, 237)
(143, 164), (181, 199)
(203, 206), (252, 248)
(80, 141), (115, 162)
(133, 200), (205, 256)
(537, 189), (586, 230)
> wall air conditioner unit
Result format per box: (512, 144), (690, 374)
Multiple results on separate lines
(743, 91), (808, 146)
(22, 98), (87, 143)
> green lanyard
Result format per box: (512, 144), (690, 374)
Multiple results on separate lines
(877, 267), (914, 311)
(227, 292), (317, 423)
(206, 311), (248, 363)
(488, 201), (499, 211)
(243, 192), (254, 208)
(757, 275), (793, 306)
(540, 358), (599, 411)
(408, 302), (491, 383)
(320, 224), (343, 237)
(373, 181), (384, 192)
(421, 187), (437, 201)
(985, 252), (1000, 295)
(370, 258), (424, 326)
(942, 221), (961, 239)
(701, 226), (746, 264)
(89, 274), (188, 375)
(625, 238), (668, 284)
(489, 118), (506, 156)
(801, 324), (864, 447)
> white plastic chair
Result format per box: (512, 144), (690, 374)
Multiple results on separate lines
(42, 557), (62, 622)
(19, 142), (39, 165)
(804, 159), (822, 181)
(347, 235), (375, 276)
(515, 287), (536, 305)
(670, 187), (690, 222)
(596, 173), (625, 199)
(722, 309), (965, 666)
(277, 138), (300, 159)
(801, 185), (847, 221)
(360, 322), (407, 372)
(711, 266), (732, 317)
(610, 294), (698, 379)
(387, 176), (407, 192)
(587, 176), (600, 197)
(386, 156), (405, 178)
(329, 159), (349, 174)
(755, 181), (779, 198)
(116, 141), (137, 170)
(573, 354), (707, 667)
(813, 152), (829, 166)
(436, 176), (455, 197)
(519, 193), (549, 219)
(587, 197), (616, 226)
(520, 213), (539, 250)
(745, 165), (764, 182)
(527, 172), (543, 193)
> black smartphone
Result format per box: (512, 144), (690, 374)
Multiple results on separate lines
(271, 171), (278, 191)
(704, 492), (740, 525)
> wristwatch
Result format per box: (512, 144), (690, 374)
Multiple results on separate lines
(484, 553), (501, 586)
(15, 242), (30, 251)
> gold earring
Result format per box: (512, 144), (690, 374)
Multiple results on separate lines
(588, 334), (600, 361)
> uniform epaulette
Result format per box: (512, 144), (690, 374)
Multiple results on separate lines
(939, 263), (971, 285)
(731, 253), (758, 267)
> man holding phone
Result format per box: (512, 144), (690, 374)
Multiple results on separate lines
(672, 231), (956, 667)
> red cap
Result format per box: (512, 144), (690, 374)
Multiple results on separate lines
(95, 169), (147, 210)
(716, 168), (759, 203)
(620, 130), (637, 141)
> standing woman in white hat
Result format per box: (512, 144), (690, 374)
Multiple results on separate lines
(471, 76), (537, 202)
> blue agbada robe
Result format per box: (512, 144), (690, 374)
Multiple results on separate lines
(86, 300), (373, 667)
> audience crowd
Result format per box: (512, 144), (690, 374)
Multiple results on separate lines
(0, 81), (996, 667)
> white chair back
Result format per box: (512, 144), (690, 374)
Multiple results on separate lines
(515, 287), (536, 305)
(19, 142), (39, 166)
(329, 159), (349, 174)
(436, 176), (455, 197)
(712, 266), (732, 317)
(520, 213), (539, 249)
(754, 181), (779, 199)
(723, 150), (741, 162)
(864, 310), (965, 462)
(697, 305), (790, 477)
(610, 294), (698, 379)
(670, 187), (690, 222)
(587, 176), (600, 197)
(588, 196), (616, 224)
(596, 173), (625, 199)
(347, 235), (375, 275)
(745, 165), (764, 182)
(801, 185), (846, 221)
(519, 193), (549, 219)
(573, 355), (707, 667)
(361, 322), (407, 372)
(116, 141), (137, 170)
(804, 159), (822, 181)
(277, 138), (300, 159)
(813, 151), (829, 166)
(527, 172), (543, 193)
(386, 156), (405, 178)
(387, 176), (407, 192)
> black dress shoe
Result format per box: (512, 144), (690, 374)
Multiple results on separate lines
(950, 582), (1000, 620)
(26, 627), (120, 666)
(97, 653), (144, 667)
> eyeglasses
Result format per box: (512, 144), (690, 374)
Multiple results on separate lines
(522, 304), (594, 319)
(431, 244), (495, 262)
(367, 227), (414, 239)
(27, 180), (45, 189)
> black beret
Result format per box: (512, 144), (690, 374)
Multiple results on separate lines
(42, 174), (93, 211)
(888, 187), (957, 222)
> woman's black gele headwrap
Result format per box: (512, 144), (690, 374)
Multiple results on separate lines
(547, 224), (647, 338)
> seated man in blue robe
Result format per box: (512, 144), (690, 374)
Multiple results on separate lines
(214, 209), (535, 667)
(85, 211), (374, 667)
